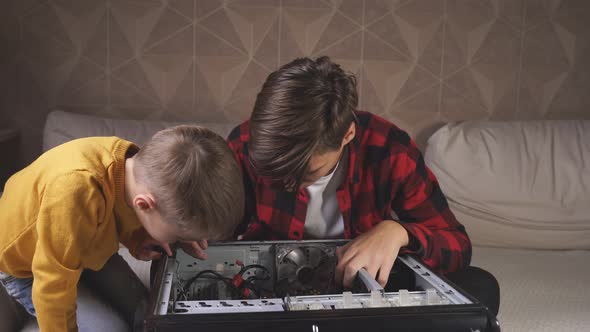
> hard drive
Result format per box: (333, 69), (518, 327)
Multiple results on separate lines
(143, 240), (500, 332)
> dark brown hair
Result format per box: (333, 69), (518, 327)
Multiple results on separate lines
(134, 125), (244, 240)
(249, 56), (358, 189)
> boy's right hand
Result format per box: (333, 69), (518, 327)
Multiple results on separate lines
(177, 240), (208, 260)
(136, 237), (173, 261)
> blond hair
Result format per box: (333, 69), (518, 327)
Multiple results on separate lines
(133, 125), (244, 240)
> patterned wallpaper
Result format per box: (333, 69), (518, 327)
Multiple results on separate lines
(0, 0), (589, 167)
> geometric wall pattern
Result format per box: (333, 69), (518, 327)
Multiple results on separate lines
(0, 0), (589, 167)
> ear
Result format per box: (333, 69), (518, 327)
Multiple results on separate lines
(342, 122), (356, 146)
(133, 194), (156, 211)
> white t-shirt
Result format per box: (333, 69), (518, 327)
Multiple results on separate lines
(303, 162), (345, 239)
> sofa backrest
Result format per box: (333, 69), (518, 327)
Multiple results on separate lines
(424, 120), (590, 250)
(43, 111), (240, 152)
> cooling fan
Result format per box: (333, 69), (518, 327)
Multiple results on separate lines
(275, 244), (338, 296)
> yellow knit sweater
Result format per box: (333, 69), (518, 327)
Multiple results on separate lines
(0, 137), (148, 331)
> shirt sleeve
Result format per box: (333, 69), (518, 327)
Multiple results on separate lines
(32, 173), (104, 332)
(392, 142), (472, 274)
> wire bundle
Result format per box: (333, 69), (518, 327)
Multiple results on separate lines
(178, 263), (272, 301)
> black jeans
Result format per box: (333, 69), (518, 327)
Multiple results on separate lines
(446, 266), (500, 316)
(82, 253), (150, 329)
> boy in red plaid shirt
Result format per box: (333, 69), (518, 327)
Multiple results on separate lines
(227, 56), (499, 315)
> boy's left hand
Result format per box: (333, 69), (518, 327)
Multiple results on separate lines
(335, 221), (409, 288)
(136, 237), (173, 261)
(136, 238), (209, 261)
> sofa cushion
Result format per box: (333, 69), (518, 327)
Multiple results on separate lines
(43, 111), (239, 152)
(472, 246), (590, 331)
(424, 121), (590, 249)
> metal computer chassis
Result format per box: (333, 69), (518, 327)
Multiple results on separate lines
(144, 240), (500, 332)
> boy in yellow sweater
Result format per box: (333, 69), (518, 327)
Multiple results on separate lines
(0, 125), (244, 331)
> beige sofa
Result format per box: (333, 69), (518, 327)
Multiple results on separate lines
(425, 121), (590, 331)
(14, 111), (590, 331)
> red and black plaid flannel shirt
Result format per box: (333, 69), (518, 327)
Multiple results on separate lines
(227, 111), (471, 274)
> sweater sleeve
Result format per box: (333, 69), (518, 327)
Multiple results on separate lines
(32, 173), (103, 332)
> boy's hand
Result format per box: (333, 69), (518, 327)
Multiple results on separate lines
(335, 221), (409, 288)
(136, 237), (173, 261)
(177, 239), (209, 260)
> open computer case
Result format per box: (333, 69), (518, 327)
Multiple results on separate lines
(143, 240), (500, 332)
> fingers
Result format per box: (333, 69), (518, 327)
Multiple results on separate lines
(190, 241), (208, 260)
(377, 249), (399, 287)
(377, 259), (394, 287)
(173, 241), (208, 260)
(136, 237), (171, 260)
(340, 260), (390, 289)
(140, 236), (173, 257)
(366, 265), (379, 284)
(335, 242), (392, 289)
(336, 246), (343, 260)
(160, 243), (173, 257)
(138, 249), (162, 262)
(342, 262), (361, 289)
(335, 242), (353, 285)
(336, 248), (362, 289)
(147, 251), (163, 261)
(336, 242), (351, 260)
(335, 254), (349, 287)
